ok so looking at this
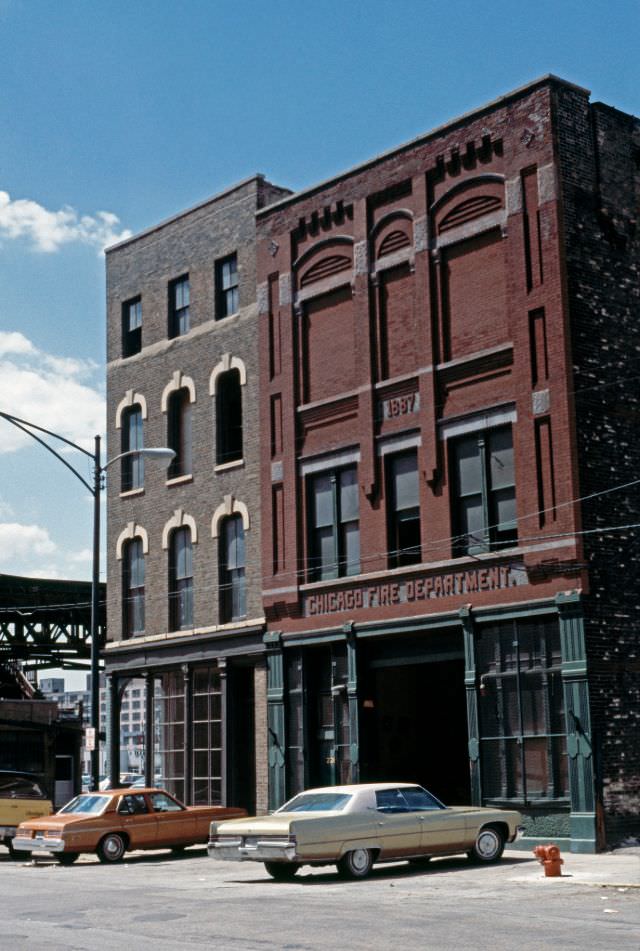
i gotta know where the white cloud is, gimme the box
[0,330,104,454]
[0,190,131,254]
[0,523,96,581]
[0,522,57,565]
[0,331,34,357]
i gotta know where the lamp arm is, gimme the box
[0,413,94,494]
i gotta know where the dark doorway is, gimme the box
[359,656,470,805]
[227,666,255,813]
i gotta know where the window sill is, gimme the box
[119,487,145,499]
[215,310,239,322]
[214,458,244,473]
[166,474,193,487]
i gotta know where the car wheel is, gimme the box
[264,861,300,881]
[467,826,505,863]
[337,848,374,879]
[7,840,30,861]
[57,852,79,866]
[97,833,126,864]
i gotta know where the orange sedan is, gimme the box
[14,787,246,864]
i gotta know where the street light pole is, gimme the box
[90,434,101,790]
[0,411,174,792]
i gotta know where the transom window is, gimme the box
[215,253,238,319]
[308,466,360,580]
[168,275,190,338]
[450,425,517,556]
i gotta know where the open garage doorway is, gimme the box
[359,639,470,805]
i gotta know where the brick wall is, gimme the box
[555,87,640,841]
[105,176,289,643]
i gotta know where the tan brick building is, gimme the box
[104,176,289,813]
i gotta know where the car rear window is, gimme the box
[0,775,46,800]
[277,792,352,812]
[58,794,108,815]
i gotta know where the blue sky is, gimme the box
[0,0,638,637]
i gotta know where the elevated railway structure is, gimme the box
[0,573,105,675]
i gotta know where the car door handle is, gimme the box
[377,821,384,827]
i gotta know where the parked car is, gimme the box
[0,771,53,860]
[14,787,246,864]
[208,783,522,880]
[99,773,139,791]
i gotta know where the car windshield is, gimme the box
[277,792,353,813]
[58,794,109,815]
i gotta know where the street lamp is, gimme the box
[0,411,174,791]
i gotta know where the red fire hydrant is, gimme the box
[533,844,564,877]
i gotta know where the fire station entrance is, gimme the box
[358,634,470,805]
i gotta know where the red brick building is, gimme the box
[256,76,640,851]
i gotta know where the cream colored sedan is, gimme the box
[208,783,521,880]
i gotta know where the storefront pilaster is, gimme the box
[460,607,481,805]
[556,591,597,852]
[265,631,286,809]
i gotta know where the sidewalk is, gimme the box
[504,847,640,889]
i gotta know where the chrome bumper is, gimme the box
[208,841,297,863]
[13,835,65,853]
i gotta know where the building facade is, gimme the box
[104,176,289,813]
[255,77,639,851]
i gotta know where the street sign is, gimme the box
[85,727,96,751]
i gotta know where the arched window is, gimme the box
[123,537,145,637]
[167,389,193,478]
[121,405,144,491]
[216,369,243,465]
[219,515,246,622]
[169,527,193,631]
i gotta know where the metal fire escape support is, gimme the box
[0,573,106,673]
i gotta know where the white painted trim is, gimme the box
[115,522,149,560]
[160,370,196,412]
[211,495,251,538]
[161,508,198,548]
[439,404,517,439]
[377,431,422,456]
[115,390,148,429]
[209,353,248,394]
[299,447,361,476]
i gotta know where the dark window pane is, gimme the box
[216,254,239,319]
[216,370,243,464]
[122,297,142,357]
[168,276,190,338]
[168,390,192,478]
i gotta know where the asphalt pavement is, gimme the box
[1,846,638,951]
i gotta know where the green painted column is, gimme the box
[460,607,481,805]
[345,625,359,783]
[556,592,597,853]
[265,631,286,810]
